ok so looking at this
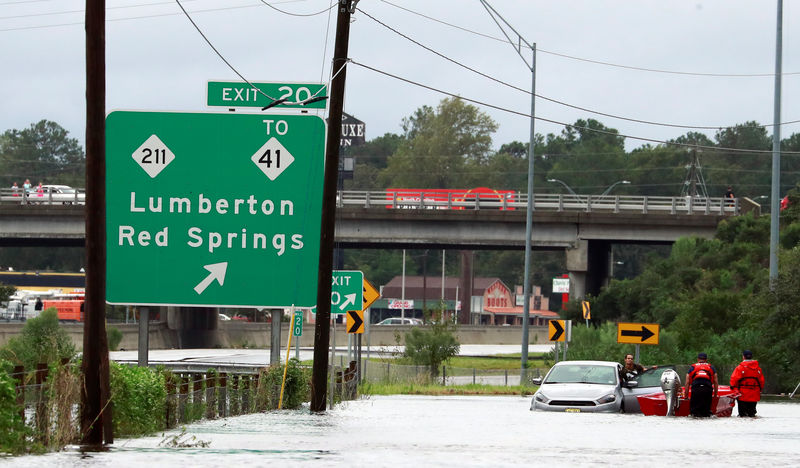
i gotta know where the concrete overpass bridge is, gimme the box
[0,190,755,301]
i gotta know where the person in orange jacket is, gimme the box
[730,350,765,417]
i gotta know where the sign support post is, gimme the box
[137,307,149,367]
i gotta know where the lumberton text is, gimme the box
[117,192,303,255]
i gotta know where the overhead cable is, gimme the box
[0,0,310,32]
[360,8,800,131]
[259,0,335,17]
[175,0,331,107]
[377,0,800,78]
[348,59,800,155]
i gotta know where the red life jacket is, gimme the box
[731,360,764,401]
[689,362,715,382]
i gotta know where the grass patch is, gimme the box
[443,355,548,370]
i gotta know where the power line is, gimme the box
[0,0,310,32]
[259,0,334,16]
[348,59,800,156]
[377,0,800,78]
[0,0,202,20]
[359,8,800,131]
[174,0,332,107]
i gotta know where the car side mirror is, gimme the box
[531,377,543,386]
[625,380,638,388]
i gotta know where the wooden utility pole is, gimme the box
[82,0,112,445]
[310,0,354,412]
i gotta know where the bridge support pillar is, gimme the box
[566,239,614,300]
[166,307,221,349]
[566,240,588,301]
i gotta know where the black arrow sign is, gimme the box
[550,320,564,341]
[347,310,363,334]
[620,326,655,342]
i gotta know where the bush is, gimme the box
[0,308,76,370]
[109,362,166,437]
[0,362,26,455]
[403,319,460,378]
[255,359,311,410]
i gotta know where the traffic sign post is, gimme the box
[331,270,363,314]
[106,111,325,308]
[207,81,327,109]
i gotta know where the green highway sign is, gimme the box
[331,270,363,314]
[292,310,303,337]
[105,111,325,308]
[207,81,327,109]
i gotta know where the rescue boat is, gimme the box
[637,385,740,417]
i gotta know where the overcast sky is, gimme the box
[2,0,798,154]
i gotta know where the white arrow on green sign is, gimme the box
[331,270,363,315]
[207,81,327,109]
[105,111,325,309]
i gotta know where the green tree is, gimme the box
[379,98,497,188]
[345,132,404,190]
[707,122,772,197]
[543,119,627,194]
[403,317,460,378]
[0,120,85,188]
[0,283,15,304]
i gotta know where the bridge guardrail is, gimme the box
[0,187,86,205]
[0,188,738,215]
[338,190,739,216]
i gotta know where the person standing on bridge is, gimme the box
[683,352,718,417]
[730,350,764,417]
[725,186,735,199]
[724,186,735,206]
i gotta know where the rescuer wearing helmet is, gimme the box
[683,352,719,417]
[730,350,765,417]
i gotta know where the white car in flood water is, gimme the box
[530,360,676,413]
[530,360,625,413]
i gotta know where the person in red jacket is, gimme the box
[684,352,718,417]
[730,350,765,417]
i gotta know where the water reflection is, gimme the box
[4,396,800,467]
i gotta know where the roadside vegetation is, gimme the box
[0,312,311,455]
[558,188,800,392]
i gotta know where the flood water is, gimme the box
[6,396,800,467]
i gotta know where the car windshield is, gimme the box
[544,364,617,385]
